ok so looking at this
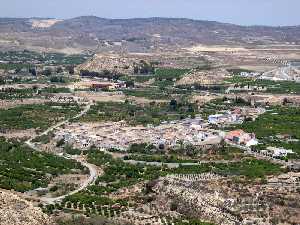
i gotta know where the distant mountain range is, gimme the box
[0,16,299,53]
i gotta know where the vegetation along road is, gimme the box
[25,101,97,204]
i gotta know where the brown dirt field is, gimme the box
[128,96,169,104]
[0,98,48,109]
[0,129,36,140]
[184,45,248,52]
[191,94,219,105]
[74,91,126,102]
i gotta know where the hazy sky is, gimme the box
[1,0,300,26]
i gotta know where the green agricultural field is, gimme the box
[168,159,282,178]
[0,88,36,100]
[122,74,155,83]
[53,149,282,217]
[238,107,300,138]
[87,149,164,194]
[154,68,190,88]
[123,86,191,99]
[0,138,85,192]
[123,88,170,99]
[200,97,251,119]
[155,68,190,80]
[126,143,246,161]
[0,102,80,130]
[78,101,198,126]
[63,145,82,155]
[87,149,282,196]
[133,75,155,83]
[40,87,71,94]
[226,76,300,94]
[56,190,128,218]
[124,154,200,163]
[0,63,33,71]
[236,106,300,157]
[0,87,71,100]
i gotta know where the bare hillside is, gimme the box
[0,17,300,53]
[0,190,53,225]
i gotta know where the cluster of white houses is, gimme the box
[52,104,297,159]
[262,147,295,158]
[208,107,265,125]
[55,117,222,151]
[54,116,261,154]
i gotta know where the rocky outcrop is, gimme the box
[76,54,137,75]
[176,68,230,86]
[0,190,54,225]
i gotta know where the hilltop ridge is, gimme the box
[0,16,300,53]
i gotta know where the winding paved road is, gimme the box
[24,100,295,204]
[40,155,98,204]
[25,101,97,204]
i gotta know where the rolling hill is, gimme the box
[0,16,299,53]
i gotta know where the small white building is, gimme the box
[208,113,240,125]
[208,114,226,124]
[246,139,259,147]
[265,147,294,158]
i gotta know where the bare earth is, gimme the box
[0,190,53,225]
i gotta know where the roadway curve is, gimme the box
[25,101,292,204]
[40,155,98,204]
[25,101,97,204]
